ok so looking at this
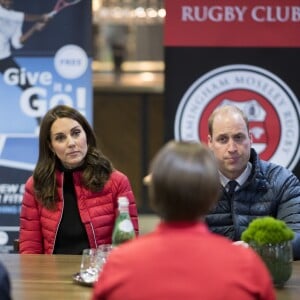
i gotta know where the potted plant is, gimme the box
[241,216,294,288]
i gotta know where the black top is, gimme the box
[53,168,89,254]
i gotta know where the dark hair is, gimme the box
[148,141,220,221]
[208,105,249,136]
[33,105,113,209]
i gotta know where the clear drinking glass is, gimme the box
[80,248,101,283]
[96,244,113,274]
[97,244,113,261]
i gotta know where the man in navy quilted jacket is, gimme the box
[206,104,300,260]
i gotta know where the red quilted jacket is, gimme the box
[19,170,139,254]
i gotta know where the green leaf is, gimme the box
[241,217,294,245]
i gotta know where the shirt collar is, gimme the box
[220,162,252,187]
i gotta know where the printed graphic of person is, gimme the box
[0,0,51,124]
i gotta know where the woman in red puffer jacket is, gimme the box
[19,105,139,254]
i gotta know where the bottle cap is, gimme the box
[118,196,129,207]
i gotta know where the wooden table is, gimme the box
[1,254,92,300]
[276,261,300,300]
[1,254,300,300]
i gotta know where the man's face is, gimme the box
[208,110,252,179]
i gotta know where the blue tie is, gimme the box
[227,180,238,197]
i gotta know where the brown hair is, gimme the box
[208,105,249,137]
[33,105,113,209]
[148,141,220,221]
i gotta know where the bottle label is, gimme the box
[118,219,134,232]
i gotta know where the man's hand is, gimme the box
[233,240,249,248]
[42,13,53,23]
[34,22,47,32]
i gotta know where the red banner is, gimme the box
[164,0,300,173]
[165,0,300,47]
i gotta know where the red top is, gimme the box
[19,170,139,254]
[92,221,275,300]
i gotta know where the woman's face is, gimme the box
[50,117,88,169]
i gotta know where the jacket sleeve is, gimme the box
[275,168,300,260]
[0,262,11,300]
[111,171,139,236]
[19,177,44,254]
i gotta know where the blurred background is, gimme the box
[91,0,165,231]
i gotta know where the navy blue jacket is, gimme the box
[0,261,11,300]
[206,148,300,260]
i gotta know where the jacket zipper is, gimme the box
[90,221,98,248]
[51,173,65,254]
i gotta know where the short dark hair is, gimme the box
[148,141,220,221]
[208,105,249,136]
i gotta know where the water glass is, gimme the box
[97,244,113,273]
[97,244,113,261]
[80,248,101,283]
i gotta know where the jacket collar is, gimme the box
[247,148,269,192]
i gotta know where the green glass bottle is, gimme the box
[112,197,136,246]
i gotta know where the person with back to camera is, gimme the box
[19,105,139,254]
[0,261,11,300]
[92,140,275,300]
[206,104,300,259]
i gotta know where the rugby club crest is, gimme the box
[175,64,300,170]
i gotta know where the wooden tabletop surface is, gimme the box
[276,260,300,300]
[1,254,300,300]
[1,254,92,300]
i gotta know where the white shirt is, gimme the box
[220,162,252,191]
[0,6,24,59]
